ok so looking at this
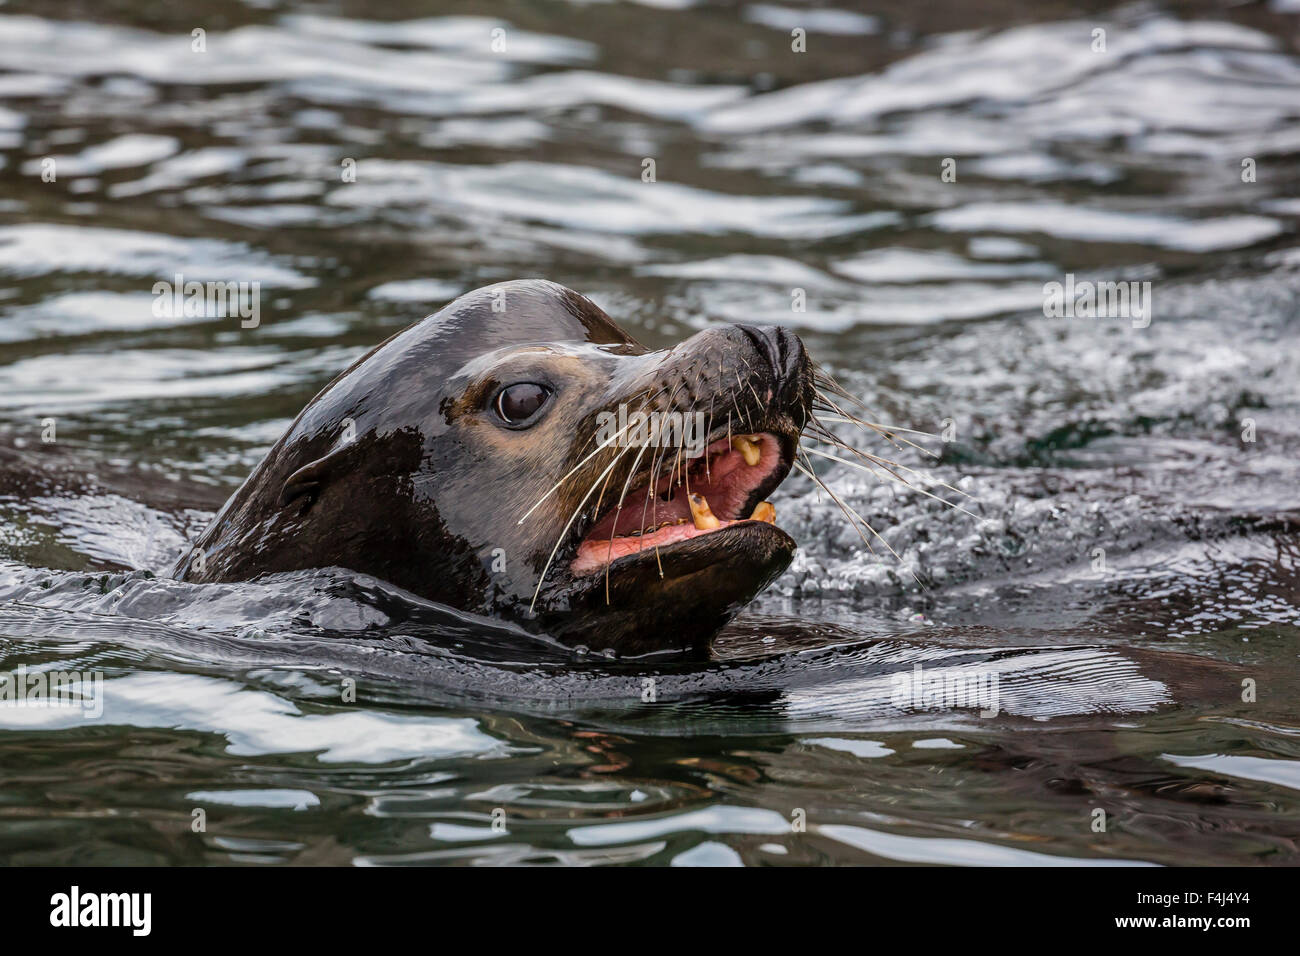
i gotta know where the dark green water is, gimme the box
[0,0,1298,865]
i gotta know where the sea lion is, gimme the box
[174,280,813,654]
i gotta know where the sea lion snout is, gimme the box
[532,316,814,653]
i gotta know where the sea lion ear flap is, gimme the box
[279,454,333,510]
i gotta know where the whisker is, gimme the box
[791,459,873,554]
[813,415,939,439]
[797,451,868,550]
[812,388,937,457]
[792,459,923,586]
[525,378,682,608]
[802,446,980,519]
[529,444,632,613]
[639,440,668,556]
[809,374,943,456]
[603,442,651,604]
[803,426,975,503]
[797,446,823,504]
[812,365,871,410]
[516,386,664,525]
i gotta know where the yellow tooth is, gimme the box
[749,501,776,524]
[688,493,720,530]
[732,434,761,466]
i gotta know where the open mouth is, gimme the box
[572,431,792,575]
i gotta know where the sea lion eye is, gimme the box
[494,382,552,425]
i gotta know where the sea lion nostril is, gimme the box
[770,326,805,380]
[734,324,784,383]
[734,325,808,407]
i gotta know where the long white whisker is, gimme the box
[812,388,933,457]
[792,460,922,584]
[529,446,630,613]
[802,446,980,519]
[813,415,939,439]
[517,419,638,526]
[803,429,975,502]
[516,379,678,525]
[603,441,652,604]
[792,460,873,554]
[797,446,823,504]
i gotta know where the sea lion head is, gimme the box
[176,279,814,655]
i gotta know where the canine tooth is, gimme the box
[732,435,761,466]
[749,501,776,523]
[688,493,720,530]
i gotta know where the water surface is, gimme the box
[1,0,1299,865]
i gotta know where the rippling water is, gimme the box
[1,0,1298,866]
